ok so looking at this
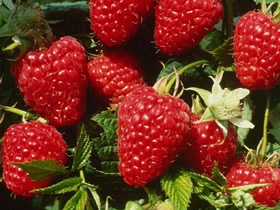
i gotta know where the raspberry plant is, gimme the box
[1,0,280,209]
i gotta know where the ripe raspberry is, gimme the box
[117,87,191,186]
[88,50,146,109]
[90,0,154,46]
[226,158,280,207]
[12,36,88,127]
[182,114,238,176]
[154,0,224,55]
[1,122,67,197]
[234,11,280,90]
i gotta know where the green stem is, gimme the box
[0,105,47,123]
[80,170,86,183]
[258,91,271,161]
[222,0,234,38]
[165,60,209,94]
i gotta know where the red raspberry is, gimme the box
[226,158,280,207]
[154,0,224,55]
[12,36,88,127]
[234,11,280,90]
[89,0,154,46]
[117,87,191,186]
[1,122,67,197]
[87,50,146,109]
[182,114,238,176]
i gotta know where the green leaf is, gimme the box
[212,164,227,187]
[31,177,82,194]
[14,159,68,182]
[161,167,193,209]
[227,183,270,193]
[237,96,253,146]
[92,110,119,173]
[86,184,101,210]
[3,0,14,10]
[209,38,234,67]
[269,103,280,142]
[186,171,222,192]
[63,188,88,210]
[92,110,118,145]
[72,124,93,171]
[200,30,223,51]
[192,185,217,207]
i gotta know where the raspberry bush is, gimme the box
[1,0,280,209]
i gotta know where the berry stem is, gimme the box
[165,60,209,94]
[261,0,267,13]
[0,105,47,123]
[258,91,271,161]
[80,170,86,183]
[222,0,234,38]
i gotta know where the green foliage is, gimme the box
[32,177,82,194]
[161,167,193,209]
[212,164,227,187]
[63,188,88,210]
[14,159,68,182]
[72,124,93,171]
[269,103,280,142]
[91,110,119,174]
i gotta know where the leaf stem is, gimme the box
[0,105,47,123]
[222,0,234,38]
[80,170,86,183]
[258,91,271,161]
[165,60,209,94]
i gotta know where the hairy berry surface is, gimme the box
[12,36,88,127]
[88,50,146,108]
[118,87,191,186]
[183,115,238,176]
[90,0,154,46]
[234,11,280,90]
[154,0,224,55]
[226,159,280,207]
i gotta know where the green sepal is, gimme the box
[125,201,143,210]
[14,159,68,183]
[185,87,211,107]
[212,164,227,187]
[31,177,82,194]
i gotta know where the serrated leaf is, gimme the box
[237,96,253,146]
[14,159,68,182]
[31,177,82,194]
[92,110,118,145]
[187,171,222,192]
[200,30,223,51]
[192,185,217,207]
[72,124,93,171]
[161,167,193,209]
[209,38,234,67]
[63,188,88,210]
[212,164,227,187]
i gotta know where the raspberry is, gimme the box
[226,158,280,207]
[154,0,224,55]
[1,122,67,197]
[88,50,146,109]
[12,36,88,127]
[90,0,154,46]
[234,11,280,90]
[117,87,191,186]
[182,114,238,176]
